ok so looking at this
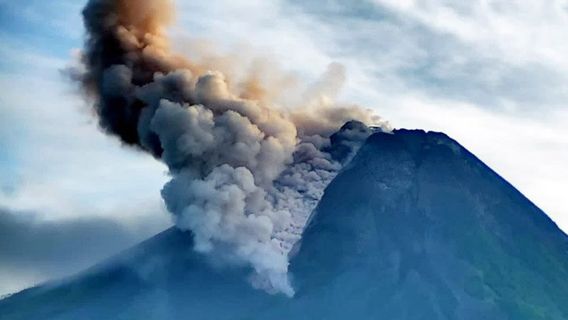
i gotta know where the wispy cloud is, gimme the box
[166,0,567,229]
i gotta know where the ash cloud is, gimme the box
[77,0,389,296]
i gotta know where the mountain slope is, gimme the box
[1,129,567,320]
[291,129,568,319]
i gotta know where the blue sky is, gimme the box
[0,0,567,296]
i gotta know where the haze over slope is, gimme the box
[1,130,567,320]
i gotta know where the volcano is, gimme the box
[1,129,567,320]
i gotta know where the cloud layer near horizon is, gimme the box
[0,207,153,296]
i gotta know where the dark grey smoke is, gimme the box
[77,0,389,296]
[0,207,140,296]
[327,120,375,163]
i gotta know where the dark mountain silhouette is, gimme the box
[1,130,567,320]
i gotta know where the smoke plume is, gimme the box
[78,0,389,296]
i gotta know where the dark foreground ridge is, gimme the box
[2,130,567,320]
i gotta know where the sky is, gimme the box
[0,0,567,296]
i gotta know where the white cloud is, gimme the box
[0,28,170,226]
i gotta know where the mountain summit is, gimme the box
[1,130,567,320]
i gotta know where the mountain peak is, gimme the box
[292,128,568,319]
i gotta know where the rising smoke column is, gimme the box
[78,0,388,296]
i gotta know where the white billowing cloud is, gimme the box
[75,0,383,296]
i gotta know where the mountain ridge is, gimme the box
[1,129,567,320]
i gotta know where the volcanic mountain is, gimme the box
[1,129,567,320]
